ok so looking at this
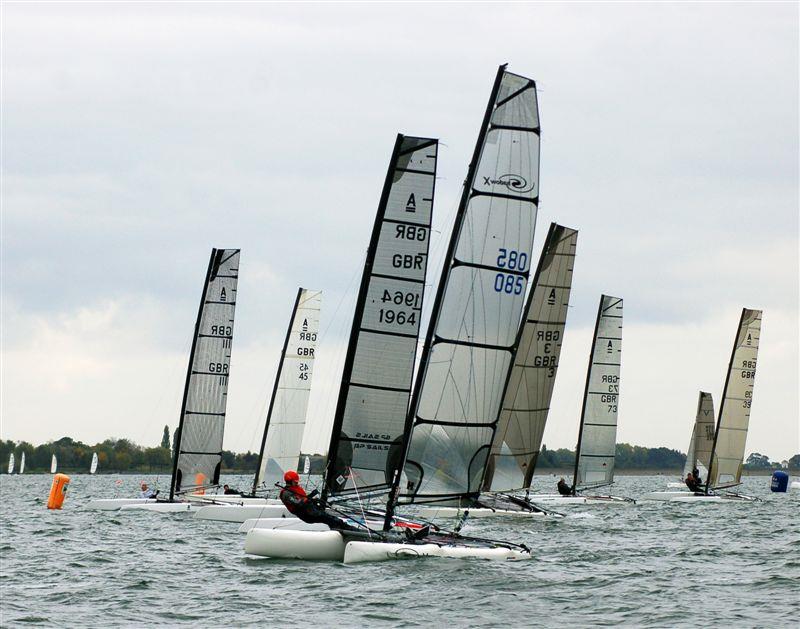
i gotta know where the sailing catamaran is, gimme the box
[7,453,14,475]
[50,454,57,474]
[666,392,714,488]
[245,65,539,562]
[90,452,99,475]
[194,288,322,522]
[87,248,242,511]
[643,308,763,502]
[19,452,25,474]
[241,133,440,535]
[420,222,577,518]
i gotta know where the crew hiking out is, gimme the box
[279,470,360,532]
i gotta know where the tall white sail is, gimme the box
[572,295,623,491]
[50,454,57,474]
[484,223,578,492]
[19,452,25,474]
[253,288,321,494]
[90,452,99,475]
[325,135,438,498]
[708,308,762,490]
[171,248,240,499]
[399,66,540,505]
[683,392,714,479]
[7,453,14,475]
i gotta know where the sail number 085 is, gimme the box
[494,248,526,295]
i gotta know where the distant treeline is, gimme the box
[2,436,797,473]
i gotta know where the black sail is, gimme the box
[170,248,240,499]
[324,135,438,498]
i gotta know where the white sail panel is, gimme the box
[90,451,99,475]
[683,392,714,479]
[255,289,321,491]
[486,224,578,491]
[574,296,623,490]
[19,452,25,474]
[708,309,762,489]
[50,454,57,474]
[172,249,240,497]
[402,67,540,503]
[326,135,437,496]
[7,453,14,475]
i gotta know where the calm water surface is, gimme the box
[1,474,798,627]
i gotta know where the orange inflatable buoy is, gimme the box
[47,473,70,509]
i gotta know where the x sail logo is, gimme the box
[481,173,535,194]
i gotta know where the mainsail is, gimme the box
[483,223,577,492]
[684,392,714,479]
[398,65,541,505]
[90,451,99,475]
[572,295,623,491]
[7,453,14,475]
[252,288,322,495]
[19,452,25,474]
[324,134,438,498]
[707,308,762,490]
[50,454,57,474]
[170,248,240,499]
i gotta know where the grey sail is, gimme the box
[170,248,240,499]
[399,66,541,505]
[572,295,623,491]
[253,288,321,494]
[707,308,762,490]
[483,223,578,492]
[324,134,438,498]
[683,392,715,479]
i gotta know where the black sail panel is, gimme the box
[399,67,541,505]
[325,135,438,497]
[171,248,240,498]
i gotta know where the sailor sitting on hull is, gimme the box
[139,482,157,499]
[685,472,701,493]
[279,470,361,533]
[557,478,573,496]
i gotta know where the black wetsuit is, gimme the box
[279,486,360,532]
[557,480,573,496]
[685,476,700,492]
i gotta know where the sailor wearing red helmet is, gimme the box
[279,470,360,532]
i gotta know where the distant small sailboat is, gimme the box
[667,392,714,488]
[643,308,763,502]
[50,454,57,474]
[7,452,14,475]
[19,452,25,474]
[90,452,98,475]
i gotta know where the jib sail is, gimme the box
[170,248,240,499]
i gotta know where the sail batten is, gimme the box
[324,134,438,498]
[170,248,240,499]
[572,295,623,491]
[397,66,541,505]
[253,288,321,494]
[484,223,578,492]
[707,308,762,490]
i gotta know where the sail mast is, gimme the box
[252,288,303,496]
[324,133,438,500]
[170,250,216,501]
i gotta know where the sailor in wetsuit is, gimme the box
[685,472,701,492]
[692,468,703,487]
[557,477,573,496]
[279,470,361,532]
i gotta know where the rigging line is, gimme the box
[348,466,371,540]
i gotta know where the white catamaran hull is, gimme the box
[120,502,200,513]
[419,507,554,519]
[245,529,347,561]
[522,494,634,506]
[239,518,330,533]
[343,541,532,565]
[640,491,757,502]
[193,504,291,522]
[85,498,156,511]
[186,494,278,505]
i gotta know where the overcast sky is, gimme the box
[2,2,798,460]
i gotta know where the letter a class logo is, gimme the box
[220,287,227,301]
[405,193,417,213]
[607,340,613,353]
[547,288,556,306]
